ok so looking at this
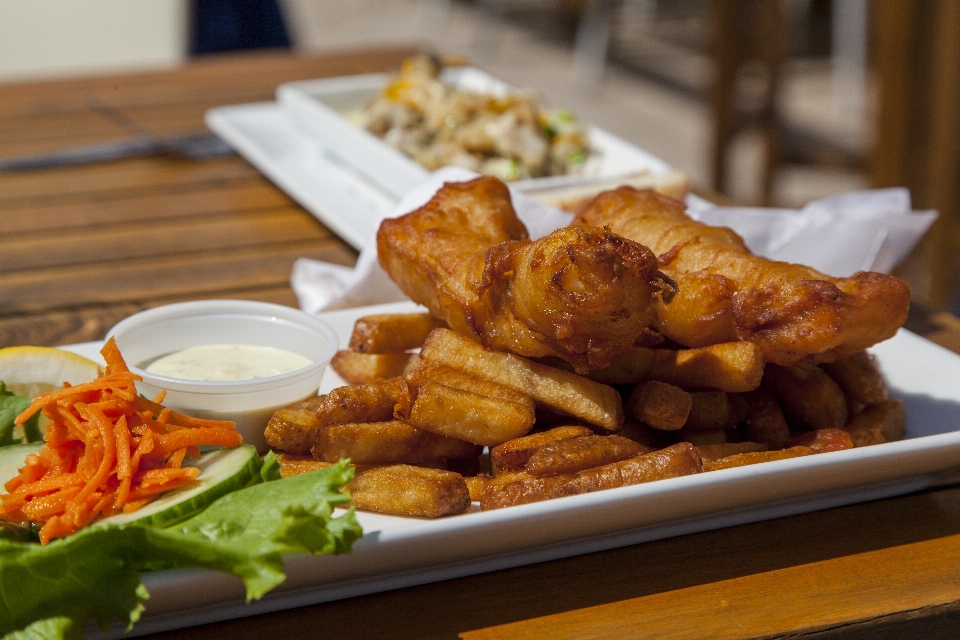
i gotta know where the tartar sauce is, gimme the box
[144,344,312,381]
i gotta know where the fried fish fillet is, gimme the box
[574,188,911,366]
[377,176,675,371]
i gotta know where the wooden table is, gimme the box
[4,49,960,640]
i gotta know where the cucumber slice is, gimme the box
[0,442,41,494]
[99,444,262,528]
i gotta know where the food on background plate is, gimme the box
[377,176,676,372]
[523,168,691,212]
[358,54,593,181]
[574,187,912,367]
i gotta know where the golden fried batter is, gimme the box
[377,177,674,371]
[574,188,911,366]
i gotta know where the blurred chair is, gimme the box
[870,0,960,311]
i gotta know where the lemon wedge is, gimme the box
[0,346,100,399]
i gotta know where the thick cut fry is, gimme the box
[277,453,334,478]
[844,400,906,446]
[585,347,656,385]
[524,435,651,476]
[480,442,703,509]
[791,428,854,452]
[420,328,623,431]
[650,342,765,392]
[762,364,848,432]
[625,380,691,431]
[742,388,792,448]
[685,391,748,431]
[330,351,419,384]
[585,341,764,392]
[311,420,481,465]
[490,426,595,475]
[703,446,813,471]
[348,464,471,517]
[405,381,536,447]
[264,377,403,454]
[821,351,888,405]
[675,427,727,445]
[347,313,445,353]
[695,442,768,463]
[406,360,535,409]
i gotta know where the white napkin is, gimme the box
[291,169,937,313]
[687,188,937,276]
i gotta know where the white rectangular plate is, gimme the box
[276,68,674,199]
[73,300,960,638]
[206,68,697,252]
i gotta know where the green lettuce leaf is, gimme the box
[0,383,40,447]
[0,461,360,639]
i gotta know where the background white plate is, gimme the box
[206,68,700,252]
[68,300,960,638]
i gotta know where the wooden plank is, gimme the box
[0,208,329,273]
[0,49,416,117]
[1,178,294,235]
[462,530,960,639]
[0,286,300,348]
[0,156,257,204]
[0,240,356,315]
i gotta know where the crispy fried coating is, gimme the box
[574,188,911,366]
[480,442,703,509]
[264,377,404,454]
[377,176,675,372]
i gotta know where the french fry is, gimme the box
[480,442,703,510]
[791,428,854,452]
[675,427,727,445]
[695,442,767,464]
[347,312,445,353]
[585,347,656,385]
[264,377,404,453]
[844,400,906,446]
[419,328,623,431]
[742,388,792,448]
[625,380,691,431]
[311,420,481,464]
[524,435,651,476]
[490,425,594,475]
[703,446,814,472]
[650,342,765,392]
[277,453,333,478]
[405,381,536,447]
[684,391,748,431]
[331,350,419,384]
[406,360,535,410]
[762,364,848,432]
[821,351,888,405]
[348,464,471,517]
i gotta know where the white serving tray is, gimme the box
[276,68,675,199]
[66,300,960,638]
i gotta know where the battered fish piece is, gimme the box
[574,188,911,366]
[378,176,675,371]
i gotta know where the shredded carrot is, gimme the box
[0,336,242,544]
